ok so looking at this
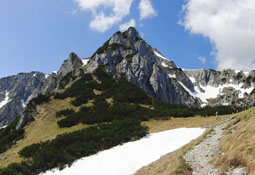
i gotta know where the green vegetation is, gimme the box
[55,109,74,118]
[27,93,51,107]
[54,66,237,128]
[109,43,123,50]
[0,118,24,154]
[92,39,110,58]
[58,72,74,89]
[0,119,147,175]
[0,65,240,174]
[196,105,233,117]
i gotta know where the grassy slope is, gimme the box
[0,98,89,168]
[0,94,231,171]
[139,108,255,175]
[138,114,232,175]
[215,108,255,174]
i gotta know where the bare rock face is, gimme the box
[84,27,199,106]
[15,53,84,129]
[3,27,255,127]
[184,69,255,106]
[0,72,46,126]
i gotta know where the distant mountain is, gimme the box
[0,72,46,126]
[184,69,255,107]
[1,27,255,127]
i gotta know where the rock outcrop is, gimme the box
[83,27,199,106]
[184,69,255,106]
[0,72,46,126]
[2,27,255,127]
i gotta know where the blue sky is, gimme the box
[0,0,254,78]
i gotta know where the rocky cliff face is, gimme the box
[34,52,84,95]
[0,72,46,126]
[3,27,255,127]
[83,28,199,106]
[184,69,255,107]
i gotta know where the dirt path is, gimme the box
[184,116,237,175]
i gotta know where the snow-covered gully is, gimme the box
[41,128,205,175]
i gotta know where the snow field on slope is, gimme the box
[0,125,7,129]
[41,128,205,175]
[182,76,254,104]
[0,91,10,109]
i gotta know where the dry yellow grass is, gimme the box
[137,133,205,175]
[143,114,231,133]
[137,114,231,175]
[0,99,237,174]
[214,108,255,174]
[0,98,88,168]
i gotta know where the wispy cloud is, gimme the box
[139,0,157,20]
[119,19,136,32]
[198,56,206,64]
[74,0,157,33]
[74,0,135,33]
[180,0,255,71]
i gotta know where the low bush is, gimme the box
[55,109,74,118]
[0,118,25,153]
[1,119,148,175]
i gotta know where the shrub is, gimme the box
[57,113,81,128]
[56,109,74,118]
[92,39,110,57]
[2,119,148,175]
[19,143,41,158]
[27,93,51,107]
[59,72,73,89]
[0,118,25,153]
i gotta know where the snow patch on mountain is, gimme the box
[0,91,11,109]
[20,99,26,108]
[178,81,196,98]
[0,125,7,129]
[168,74,176,79]
[154,50,168,60]
[161,62,168,67]
[40,128,205,175]
[183,75,254,105]
[81,59,89,65]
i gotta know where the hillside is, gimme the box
[1,27,255,175]
[0,63,236,174]
[1,28,255,128]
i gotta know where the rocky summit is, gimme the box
[1,27,255,126]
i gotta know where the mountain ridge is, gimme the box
[0,27,255,127]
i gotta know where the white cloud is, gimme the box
[119,19,136,32]
[74,0,134,33]
[139,0,157,20]
[198,56,206,64]
[180,0,255,71]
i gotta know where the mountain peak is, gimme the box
[109,27,141,45]
[58,52,83,77]
[124,27,141,42]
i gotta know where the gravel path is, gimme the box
[184,116,237,175]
